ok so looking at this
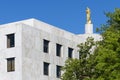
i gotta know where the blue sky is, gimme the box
[0,0,120,34]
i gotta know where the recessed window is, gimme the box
[56,44,62,57]
[68,48,73,58]
[43,62,49,75]
[56,65,61,78]
[7,58,15,72]
[7,34,15,48]
[43,39,49,53]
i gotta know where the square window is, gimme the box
[43,39,49,53]
[68,48,73,58]
[7,34,15,48]
[56,65,61,78]
[44,62,49,75]
[7,58,15,72]
[56,44,62,57]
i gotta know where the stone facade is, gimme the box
[0,18,101,80]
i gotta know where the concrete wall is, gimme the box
[0,18,101,80]
[21,22,80,80]
[0,23,22,80]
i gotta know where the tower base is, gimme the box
[85,24,93,34]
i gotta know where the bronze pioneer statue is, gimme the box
[86,7,92,24]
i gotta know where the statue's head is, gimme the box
[86,7,90,11]
[86,7,89,9]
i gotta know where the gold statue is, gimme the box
[86,7,91,24]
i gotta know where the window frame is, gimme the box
[43,62,49,75]
[56,43,62,57]
[43,39,49,53]
[56,65,61,78]
[7,33,15,48]
[7,57,15,72]
[68,47,73,58]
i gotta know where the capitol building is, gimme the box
[0,8,101,80]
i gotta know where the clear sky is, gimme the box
[0,0,120,34]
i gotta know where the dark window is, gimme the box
[7,58,15,72]
[43,39,49,53]
[7,34,15,48]
[56,44,62,57]
[68,48,73,58]
[56,65,61,78]
[44,62,49,75]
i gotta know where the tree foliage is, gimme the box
[93,8,120,80]
[62,8,120,80]
[62,37,97,80]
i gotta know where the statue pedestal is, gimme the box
[85,24,93,34]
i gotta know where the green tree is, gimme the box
[92,8,120,80]
[62,8,120,80]
[61,37,96,80]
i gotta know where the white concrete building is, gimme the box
[0,18,101,80]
